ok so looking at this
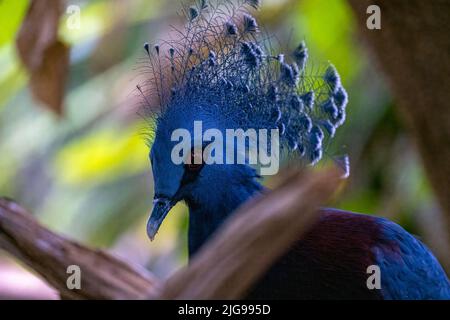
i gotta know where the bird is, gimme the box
[139,0,450,299]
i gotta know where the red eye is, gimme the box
[186,149,203,172]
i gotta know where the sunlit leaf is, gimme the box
[0,0,29,47]
[53,123,149,185]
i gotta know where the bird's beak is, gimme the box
[147,198,173,241]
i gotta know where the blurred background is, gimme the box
[0,0,448,299]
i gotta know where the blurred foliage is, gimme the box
[0,0,436,278]
[0,0,28,47]
[54,123,148,185]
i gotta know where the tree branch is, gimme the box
[0,168,340,299]
[0,198,161,299]
[158,168,341,299]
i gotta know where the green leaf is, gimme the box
[0,0,29,47]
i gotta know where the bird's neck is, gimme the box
[187,178,263,257]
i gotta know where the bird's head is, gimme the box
[146,102,261,240]
[140,0,349,241]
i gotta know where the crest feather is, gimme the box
[139,0,349,165]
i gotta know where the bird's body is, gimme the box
[184,170,450,299]
[248,208,450,299]
[141,0,450,299]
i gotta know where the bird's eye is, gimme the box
[185,148,203,172]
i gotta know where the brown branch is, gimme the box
[347,0,450,270]
[160,168,341,299]
[0,198,161,299]
[0,168,340,299]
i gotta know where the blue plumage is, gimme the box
[141,0,450,299]
[374,218,450,299]
[141,0,346,166]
